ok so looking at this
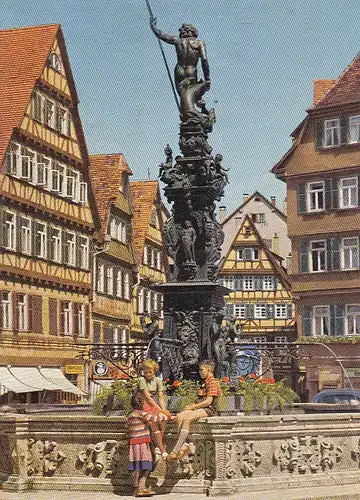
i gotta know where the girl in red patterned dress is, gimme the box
[128,390,157,497]
[137,359,171,459]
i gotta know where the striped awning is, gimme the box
[39,367,84,395]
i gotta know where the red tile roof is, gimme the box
[89,154,132,238]
[313,79,337,105]
[130,180,161,262]
[0,24,59,170]
[311,52,360,109]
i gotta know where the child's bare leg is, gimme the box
[159,420,166,439]
[149,421,166,453]
[172,409,207,453]
[138,470,149,490]
[132,470,140,488]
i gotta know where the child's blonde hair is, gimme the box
[200,359,215,372]
[142,359,159,372]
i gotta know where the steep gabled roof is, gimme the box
[0,24,59,170]
[130,180,161,262]
[222,191,287,226]
[89,154,132,238]
[220,214,291,290]
[310,51,360,110]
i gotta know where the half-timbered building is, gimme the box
[89,154,137,386]
[130,181,168,339]
[0,24,100,401]
[218,215,295,381]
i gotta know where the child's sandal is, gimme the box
[135,489,152,497]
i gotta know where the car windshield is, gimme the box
[319,395,360,404]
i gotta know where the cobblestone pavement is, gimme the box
[1,484,360,500]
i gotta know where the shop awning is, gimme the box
[40,368,84,395]
[0,367,41,393]
[0,367,84,395]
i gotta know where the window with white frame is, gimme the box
[97,263,105,293]
[138,288,144,314]
[20,146,35,180]
[253,336,266,343]
[36,154,50,187]
[106,267,114,295]
[44,98,55,128]
[307,181,325,212]
[346,305,360,336]
[65,169,76,198]
[63,301,72,335]
[116,269,123,298]
[275,304,287,319]
[313,305,330,336]
[341,237,359,270]
[310,240,326,272]
[48,52,62,72]
[79,181,87,204]
[274,336,288,344]
[32,91,43,122]
[4,211,16,250]
[339,177,358,209]
[79,236,89,269]
[156,250,161,270]
[1,292,12,330]
[152,292,158,312]
[20,217,31,254]
[243,276,254,290]
[151,248,156,268]
[324,118,340,147]
[234,303,246,319]
[143,245,148,265]
[77,303,85,337]
[124,272,130,299]
[17,294,28,331]
[5,142,20,176]
[254,304,267,319]
[349,115,360,143]
[50,227,62,262]
[223,276,234,289]
[35,221,47,258]
[262,276,273,291]
[66,232,76,266]
[236,248,259,261]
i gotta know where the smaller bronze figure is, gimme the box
[180,220,196,262]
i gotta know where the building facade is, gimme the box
[220,191,291,268]
[130,181,168,339]
[218,215,295,382]
[89,154,137,388]
[0,24,100,401]
[272,53,360,399]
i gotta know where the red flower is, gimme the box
[248,373,257,379]
[164,378,170,383]
[238,376,246,382]
[172,380,182,388]
[221,377,230,384]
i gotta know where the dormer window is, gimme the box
[349,115,360,143]
[48,51,61,72]
[324,119,340,147]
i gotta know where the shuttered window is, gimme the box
[302,306,312,336]
[49,298,58,335]
[30,295,43,334]
[324,119,340,147]
[93,321,101,343]
[0,291,12,330]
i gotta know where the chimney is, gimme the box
[270,196,276,207]
[283,197,287,215]
[219,206,227,223]
[273,233,279,255]
[243,193,249,204]
[234,216,242,229]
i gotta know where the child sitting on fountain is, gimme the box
[167,359,221,460]
[137,359,172,460]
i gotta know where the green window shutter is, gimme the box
[225,303,233,317]
[266,304,274,318]
[340,116,348,144]
[331,238,341,271]
[298,183,307,213]
[302,306,312,337]
[326,239,332,271]
[325,179,332,210]
[331,178,339,208]
[235,277,243,290]
[300,240,309,273]
[334,305,345,336]
[254,276,261,291]
[247,304,254,319]
[315,120,324,148]
[286,303,293,319]
[272,276,278,290]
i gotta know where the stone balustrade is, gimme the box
[1,413,360,496]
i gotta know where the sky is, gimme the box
[1,0,360,215]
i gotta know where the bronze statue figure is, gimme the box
[150,17,211,119]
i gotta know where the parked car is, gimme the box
[300,388,360,413]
